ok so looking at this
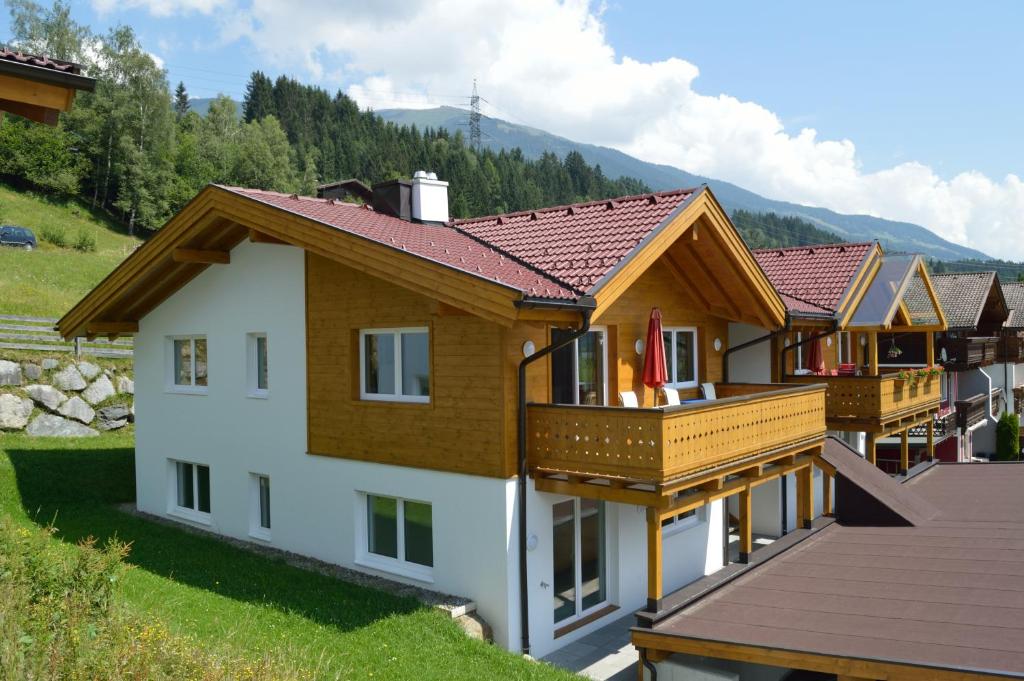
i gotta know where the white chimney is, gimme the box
[411,170,449,223]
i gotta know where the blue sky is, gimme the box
[2,1,1022,257]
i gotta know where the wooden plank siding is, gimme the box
[305,253,512,478]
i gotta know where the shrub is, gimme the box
[39,225,67,248]
[73,229,97,253]
[996,412,1020,461]
[0,516,303,680]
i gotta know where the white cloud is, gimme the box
[98,0,1024,259]
[92,0,231,16]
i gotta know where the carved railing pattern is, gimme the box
[786,373,941,422]
[526,383,826,482]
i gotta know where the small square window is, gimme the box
[361,493,434,580]
[662,328,698,389]
[168,336,208,393]
[360,328,430,403]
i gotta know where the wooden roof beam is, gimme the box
[85,321,138,335]
[172,248,230,265]
[249,228,288,245]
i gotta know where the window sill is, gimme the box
[554,604,619,639]
[249,528,272,542]
[359,394,430,405]
[246,391,269,400]
[167,507,211,526]
[165,386,208,396]
[355,555,434,584]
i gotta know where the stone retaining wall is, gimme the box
[0,357,133,436]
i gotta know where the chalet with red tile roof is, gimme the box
[0,47,94,125]
[60,173,836,658]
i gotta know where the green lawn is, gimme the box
[0,432,577,680]
[0,182,140,317]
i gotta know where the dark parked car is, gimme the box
[0,225,37,251]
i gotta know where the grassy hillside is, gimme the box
[0,183,140,318]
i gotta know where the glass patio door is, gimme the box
[552,498,607,624]
[551,328,607,406]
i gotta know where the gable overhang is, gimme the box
[0,57,94,126]
[977,272,1010,331]
[834,242,883,330]
[845,256,948,333]
[57,186,533,339]
[586,187,787,329]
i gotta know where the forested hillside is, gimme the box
[730,210,842,250]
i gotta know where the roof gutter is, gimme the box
[515,294,596,656]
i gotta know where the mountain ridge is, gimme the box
[377,106,990,261]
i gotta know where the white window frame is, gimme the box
[662,504,706,537]
[166,459,211,525]
[355,492,434,582]
[359,327,430,404]
[249,473,271,541]
[246,333,269,398]
[567,326,609,406]
[663,326,699,389]
[165,335,208,395]
[553,497,610,626]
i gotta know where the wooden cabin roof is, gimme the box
[905,271,1007,332]
[1002,282,1024,330]
[0,47,94,125]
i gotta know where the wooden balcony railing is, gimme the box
[938,337,1000,370]
[526,383,826,483]
[785,372,941,426]
[999,336,1024,364]
[909,410,956,438]
[956,393,990,432]
[1015,386,1024,417]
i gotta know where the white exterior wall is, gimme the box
[726,322,772,384]
[134,240,516,648]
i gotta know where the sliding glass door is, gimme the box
[552,498,607,624]
[551,328,607,406]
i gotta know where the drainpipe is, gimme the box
[722,313,791,384]
[978,366,1000,425]
[640,649,658,680]
[515,295,596,656]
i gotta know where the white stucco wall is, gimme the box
[726,322,772,384]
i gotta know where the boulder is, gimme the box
[21,363,42,381]
[116,375,134,395]
[82,375,115,405]
[58,396,95,424]
[0,360,22,387]
[41,358,59,371]
[52,365,87,391]
[97,417,128,431]
[0,394,32,430]
[97,405,131,422]
[26,413,98,437]
[77,362,101,380]
[25,384,67,411]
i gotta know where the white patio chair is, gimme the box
[661,386,681,406]
[618,391,639,408]
[700,383,717,400]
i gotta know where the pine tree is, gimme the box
[242,71,274,123]
[174,81,189,118]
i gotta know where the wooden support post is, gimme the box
[646,507,663,612]
[738,488,752,564]
[900,428,910,475]
[822,472,833,517]
[796,466,814,529]
[925,332,935,366]
[927,419,935,461]
[865,432,876,466]
[867,332,879,376]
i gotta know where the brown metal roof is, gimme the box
[645,447,1024,677]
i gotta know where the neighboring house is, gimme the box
[894,271,1008,464]
[0,47,94,125]
[998,281,1024,428]
[633,437,1024,681]
[58,177,831,657]
[739,242,947,474]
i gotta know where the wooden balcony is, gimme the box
[526,383,826,485]
[938,337,999,370]
[999,336,1024,364]
[785,372,941,433]
[956,393,990,432]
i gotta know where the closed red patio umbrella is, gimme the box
[806,336,825,375]
[642,308,668,395]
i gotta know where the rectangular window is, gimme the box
[662,327,698,388]
[551,328,608,406]
[249,473,271,539]
[172,460,210,519]
[247,333,269,397]
[169,336,208,392]
[360,328,430,403]
[362,494,433,579]
[553,498,607,625]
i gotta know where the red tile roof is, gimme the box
[0,47,82,74]
[221,187,581,301]
[753,242,875,316]
[454,188,699,291]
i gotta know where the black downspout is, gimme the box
[722,311,791,383]
[640,649,658,681]
[517,299,594,656]
[780,474,788,537]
